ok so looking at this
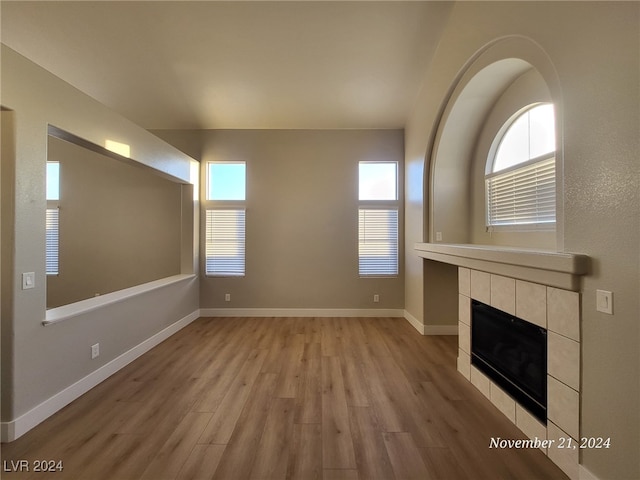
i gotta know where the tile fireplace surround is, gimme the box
[414,243,589,480]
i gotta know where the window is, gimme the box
[358,161,398,276]
[205,209,245,276]
[358,209,398,276]
[46,161,60,275]
[486,103,556,228]
[359,162,397,201]
[205,162,246,276]
[207,162,246,201]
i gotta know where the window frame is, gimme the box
[46,161,60,276]
[358,161,398,202]
[357,161,399,277]
[205,160,246,201]
[485,103,556,231]
[204,161,247,277]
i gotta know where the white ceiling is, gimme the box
[1,1,453,130]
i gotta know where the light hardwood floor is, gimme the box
[1,317,567,479]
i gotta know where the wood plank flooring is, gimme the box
[1,317,568,479]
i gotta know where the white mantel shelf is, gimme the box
[414,243,589,291]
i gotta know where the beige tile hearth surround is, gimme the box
[457,267,581,480]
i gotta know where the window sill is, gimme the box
[486,223,556,233]
[43,274,196,326]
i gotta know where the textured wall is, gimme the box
[1,46,199,433]
[156,129,406,311]
[405,3,639,478]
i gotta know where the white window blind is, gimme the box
[358,208,398,276]
[46,208,59,275]
[486,156,556,227]
[206,209,246,276]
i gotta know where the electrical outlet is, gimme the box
[436,232,443,242]
[91,343,100,359]
[225,293,231,302]
[373,294,379,303]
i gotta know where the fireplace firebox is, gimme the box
[471,300,547,423]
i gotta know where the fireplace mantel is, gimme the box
[414,243,589,291]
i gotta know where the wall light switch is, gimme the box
[22,272,35,290]
[225,293,231,302]
[596,290,613,315]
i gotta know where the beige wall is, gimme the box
[0,45,199,434]
[155,129,405,310]
[46,136,183,308]
[1,109,17,423]
[405,2,639,478]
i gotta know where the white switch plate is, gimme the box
[22,272,35,290]
[373,294,379,303]
[596,290,613,314]
[225,293,231,302]
[91,343,100,359]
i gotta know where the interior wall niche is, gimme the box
[469,69,556,249]
[428,37,563,251]
[430,58,532,245]
[46,128,187,309]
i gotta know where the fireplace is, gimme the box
[471,300,547,423]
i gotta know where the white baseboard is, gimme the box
[403,310,458,335]
[200,308,405,318]
[403,310,425,334]
[1,309,200,443]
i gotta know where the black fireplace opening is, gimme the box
[471,300,547,424]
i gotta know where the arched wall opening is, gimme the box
[427,36,564,251]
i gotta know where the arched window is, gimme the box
[486,103,556,228]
